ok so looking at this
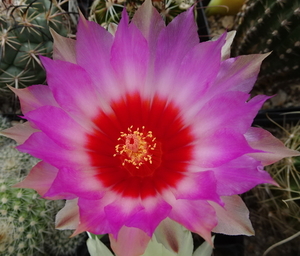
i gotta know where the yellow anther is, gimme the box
[114,126,157,168]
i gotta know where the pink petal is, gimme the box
[125,197,172,236]
[213,155,276,196]
[111,9,149,94]
[194,92,270,135]
[210,195,254,236]
[154,7,199,74]
[40,57,100,122]
[74,195,115,235]
[75,17,118,100]
[56,199,80,230]
[17,132,90,169]
[132,0,165,53]
[104,197,144,236]
[25,106,88,150]
[0,122,38,144]
[156,34,225,114]
[211,53,270,94]
[194,129,259,168]
[44,167,103,200]
[109,226,151,256]
[51,28,76,63]
[13,161,59,198]
[167,197,217,244]
[170,171,221,203]
[245,127,300,165]
[10,85,58,114]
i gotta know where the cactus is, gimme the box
[0,0,71,95]
[0,116,86,256]
[232,0,300,91]
[89,0,193,28]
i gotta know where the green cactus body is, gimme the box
[89,0,193,28]
[0,0,70,92]
[232,0,300,89]
[0,116,86,256]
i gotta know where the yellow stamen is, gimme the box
[113,126,156,168]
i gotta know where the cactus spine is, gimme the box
[232,0,300,90]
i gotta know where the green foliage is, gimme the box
[232,0,300,87]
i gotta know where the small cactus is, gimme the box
[0,116,86,256]
[0,0,71,95]
[232,0,300,92]
[89,0,193,28]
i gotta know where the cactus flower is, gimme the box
[1,1,299,255]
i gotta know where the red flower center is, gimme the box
[85,93,195,198]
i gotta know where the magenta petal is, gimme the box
[25,106,88,150]
[194,129,259,168]
[125,197,172,236]
[154,7,199,73]
[17,132,89,169]
[41,57,100,121]
[210,195,254,236]
[13,161,58,198]
[171,171,221,203]
[168,199,217,244]
[44,167,103,200]
[75,17,118,99]
[109,226,151,256]
[111,9,148,93]
[195,93,270,134]
[104,198,144,236]
[211,53,269,94]
[10,85,58,114]
[213,155,276,195]
[245,127,300,165]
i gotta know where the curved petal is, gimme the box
[44,167,103,200]
[210,195,254,236]
[166,195,217,244]
[56,199,80,230]
[210,53,270,94]
[132,0,165,54]
[193,129,259,168]
[0,122,39,144]
[25,106,88,150]
[111,9,149,94]
[13,161,58,198]
[51,28,76,63]
[10,85,58,114]
[87,236,114,256]
[17,132,90,169]
[75,17,119,101]
[40,57,101,122]
[125,197,172,236]
[193,93,270,135]
[170,171,221,203]
[245,127,300,165]
[109,226,151,256]
[213,155,276,195]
